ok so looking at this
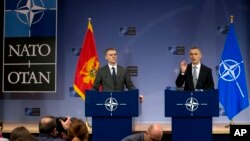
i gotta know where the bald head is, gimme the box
[41,117,54,124]
[145,124,163,141]
[39,115,57,135]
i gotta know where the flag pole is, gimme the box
[85,17,93,132]
[230,15,234,24]
[225,15,235,128]
[225,120,234,128]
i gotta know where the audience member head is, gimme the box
[0,121,3,137]
[0,121,3,132]
[67,118,88,141]
[15,134,38,141]
[38,115,57,137]
[144,124,163,141]
[10,126,30,141]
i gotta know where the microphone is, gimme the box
[195,89,203,92]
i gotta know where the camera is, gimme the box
[56,117,67,132]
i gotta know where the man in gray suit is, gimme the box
[92,48,136,92]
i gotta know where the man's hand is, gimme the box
[180,60,187,73]
[139,95,144,103]
[60,116,71,130]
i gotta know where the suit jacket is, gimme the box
[92,65,136,92]
[175,63,214,91]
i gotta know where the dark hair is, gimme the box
[38,115,57,134]
[105,48,116,55]
[15,134,38,141]
[10,126,30,141]
[67,119,89,141]
[0,121,3,131]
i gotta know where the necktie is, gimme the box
[111,67,116,83]
[193,65,198,88]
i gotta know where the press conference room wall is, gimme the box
[1,0,250,124]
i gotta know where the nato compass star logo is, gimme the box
[176,93,208,116]
[15,0,46,27]
[5,0,57,37]
[219,59,245,98]
[185,97,199,112]
[96,93,127,116]
[105,97,119,112]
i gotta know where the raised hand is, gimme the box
[180,60,187,73]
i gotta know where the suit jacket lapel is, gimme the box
[197,64,204,84]
[103,65,112,81]
[116,65,122,83]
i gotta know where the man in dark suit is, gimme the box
[92,48,136,91]
[176,47,214,91]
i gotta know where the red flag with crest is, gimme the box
[74,19,99,100]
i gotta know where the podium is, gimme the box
[85,90,139,141]
[165,89,219,141]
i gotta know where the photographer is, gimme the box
[37,115,71,141]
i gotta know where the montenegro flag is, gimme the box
[74,19,99,100]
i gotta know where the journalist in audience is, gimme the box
[10,126,31,141]
[37,115,71,141]
[67,118,88,141]
[15,134,38,141]
[121,124,163,141]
